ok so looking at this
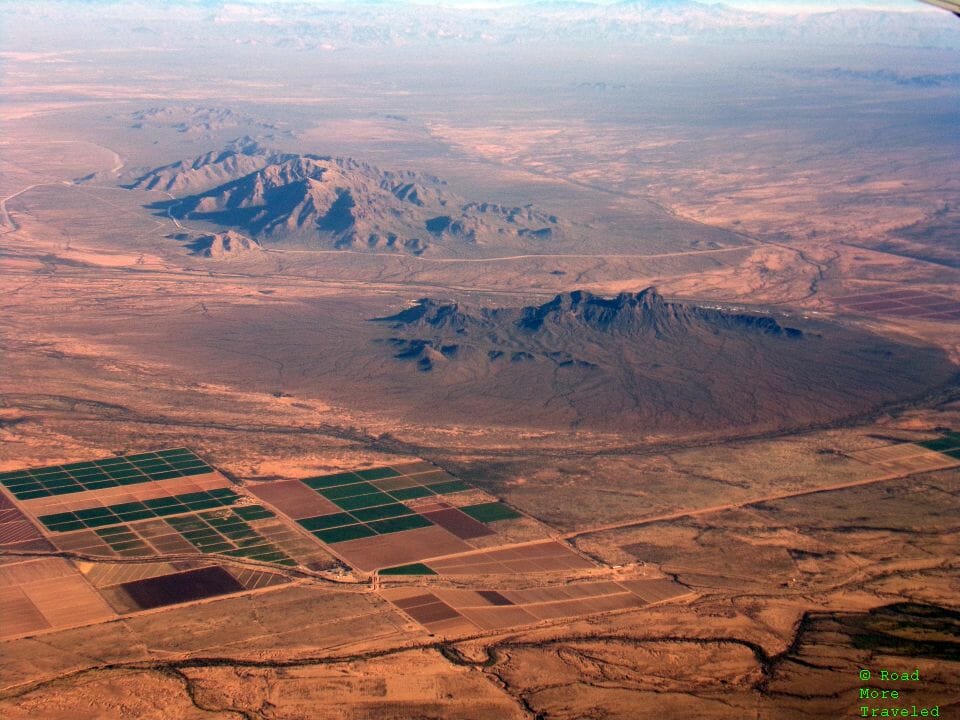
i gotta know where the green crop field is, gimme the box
[461,502,523,523]
[0,448,213,499]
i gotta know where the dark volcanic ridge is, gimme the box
[365,288,956,433]
[132,138,564,256]
[378,288,802,341]
[374,288,804,372]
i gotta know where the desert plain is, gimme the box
[0,2,958,718]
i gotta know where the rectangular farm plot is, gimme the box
[331,491,396,511]
[312,524,378,544]
[95,527,153,556]
[844,300,907,311]
[386,577,690,635]
[408,500,451,514]
[386,460,438,475]
[389,485,435,501]
[0,557,116,639]
[233,505,275,521]
[0,519,48,548]
[301,472,364,490]
[0,448,214,500]
[367,514,433,534]
[295,508,437,545]
[523,592,644,621]
[3,451,340,571]
[17,469,232,519]
[428,541,594,576]
[460,502,524,523]
[247,520,337,570]
[476,590,514,606]
[79,561,182,589]
[0,586,52,637]
[355,467,403,481]
[35,488,243,532]
[131,520,200,555]
[833,290,927,302]
[404,470,458,484]
[0,491,46,548]
[297,466,477,510]
[369,476,422,492]
[421,508,496,540]
[351,503,415,522]
[318,481,380,500]
[51,528,122,557]
[850,443,939,463]
[0,556,77,586]
[25,574,116,627]
[833,290,960,321]
[456,605,539,631]
[383,589,477,634]
[297,512,357,531]
[42,497,299,566]
[391,592,444,610]
[115,566,245,610]
[331,525,475,571]
[84,560,291,614]
[848,441,960,473]
[378,563,437,576]
[918,436,960,453]
[879,453,960,474]
[406,600,461,624]
[247,480,340,519]
[167,510,296,565]
[618,578,693,604]
[262,463,563,573]
[425,480,472,495]
[499,581,623,604]
[15,472,232,520]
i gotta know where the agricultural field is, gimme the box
[1,4,959,715]
[3,449,686,648]
[832,290,960,321]
[845,431,960,474]
[1,430,957,716]
[0,448,328,641]
[382,577,690,634]
[260,463,560,572]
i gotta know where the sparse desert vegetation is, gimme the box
[1,1,958,718]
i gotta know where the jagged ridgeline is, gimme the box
[366,288,955,433]
[130,138,562,255]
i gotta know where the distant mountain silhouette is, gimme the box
[128,107,282,136]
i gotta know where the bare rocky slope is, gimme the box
[133,139,563,256]
[363,288,957,433]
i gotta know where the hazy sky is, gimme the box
[720,0,922,9]
[211,0,926,9]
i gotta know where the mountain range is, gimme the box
[133,139,564,255]
[8,2,957,54]
[361,288,955,432]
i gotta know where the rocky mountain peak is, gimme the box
[135,142,564,256]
